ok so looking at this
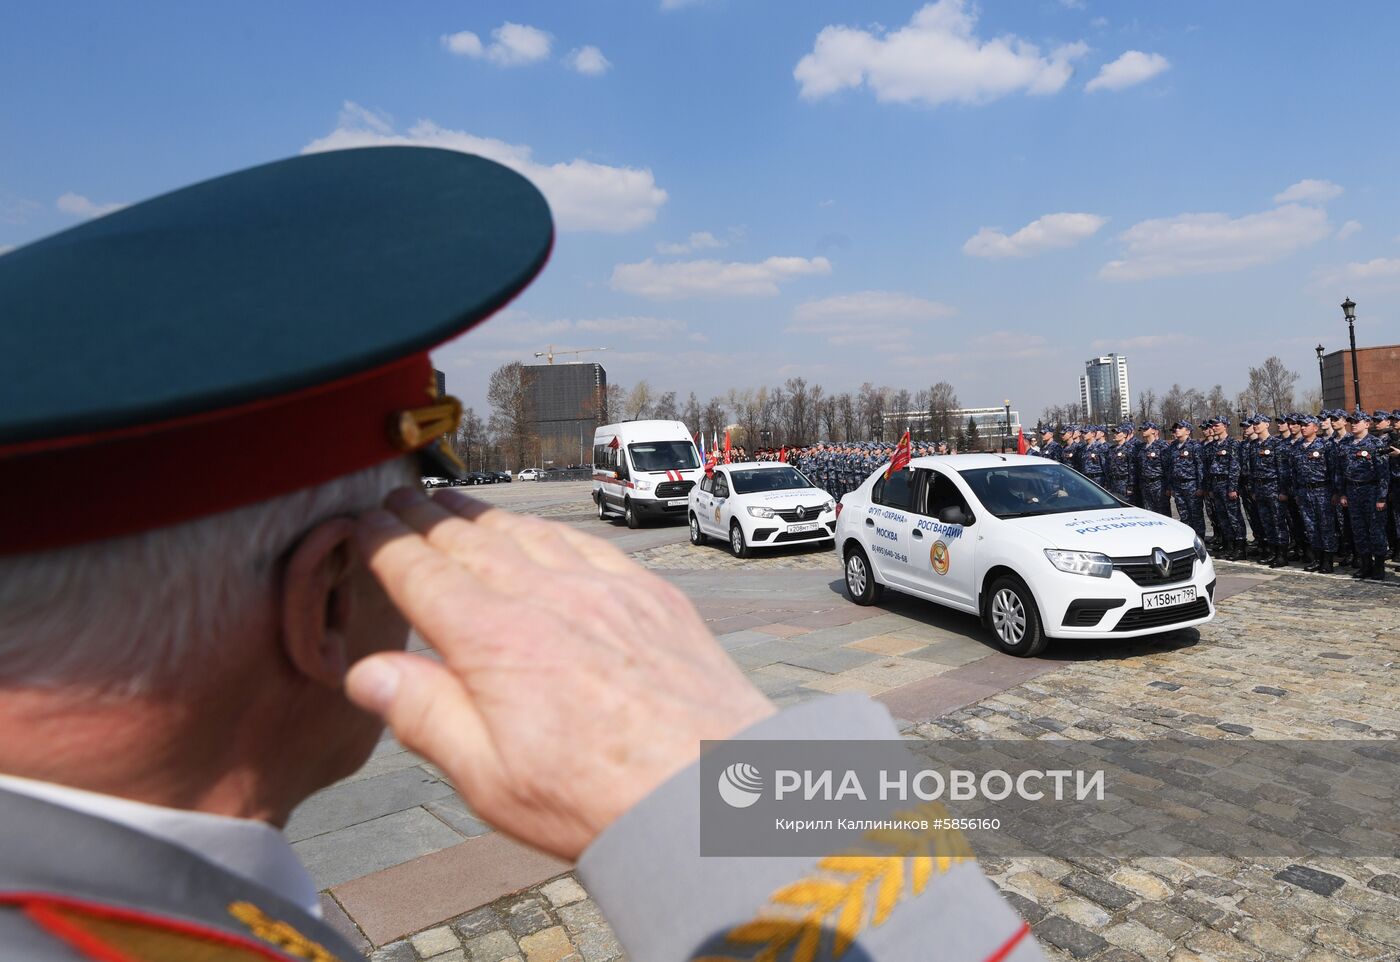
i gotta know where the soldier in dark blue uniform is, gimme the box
[1289,415,1338,573]
[1106,423,1136,500]
[1237,416,1263,560]
[1328,411,1358,568]
[1039,426,1063,463]
[1135,421,1170,516]
[1166,420,1206,539]
[1376,410,1400,563]
[1202,417,1246,559]
[1340,409,1390,580]
[1080,425,1108,489]
[1245,415,1291,568]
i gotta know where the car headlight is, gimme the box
[1193,536,1208,562]
[634,480,652,491]
[1044,549,1113,578]
[822,500,836,513]
[747,506,777,518]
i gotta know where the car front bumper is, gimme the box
[1040,556,1217,639]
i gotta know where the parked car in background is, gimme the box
[688,462,835,557]
[421,476,450,489]
[518,468,543,481]
[493,471,513,483]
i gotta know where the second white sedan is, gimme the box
[689,462,836,557]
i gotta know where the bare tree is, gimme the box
[1205,384,1230,420]
[625,381,654,420]
[487,362,537,471]
[889,388,913,437]
[701,396,728,440]
[857,382,886,440]
[652,390,679,421]
[1247,356,1298,416]
[604,382,625,423]
[819,394,839,440]
[837,393,856,441]
[1300,387,1321,412]
[681,391,702,431]
[1134,387,1158,424]
[928,381,959,441]
[451,406,488,469]
[784,377,816,444]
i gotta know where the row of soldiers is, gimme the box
[789,440,950,502]
[1036,409,1396,579]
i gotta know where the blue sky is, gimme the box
[4,1,1399,421]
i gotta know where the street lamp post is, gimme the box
[1341,297,1362,409]
[1004,399,1012,452]
[1314,344,1325,402]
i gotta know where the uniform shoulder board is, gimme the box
[5,894,344,962]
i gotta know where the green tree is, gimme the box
[965,415,981,452]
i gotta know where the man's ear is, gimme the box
[280,517,359,688]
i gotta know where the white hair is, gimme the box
[0,458,415,695]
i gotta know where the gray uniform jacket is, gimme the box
[2,695,1041,962]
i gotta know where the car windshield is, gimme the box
[728,466,814,495]
[628,441,700,471]
[959,464,1120,519]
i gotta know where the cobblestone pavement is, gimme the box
[316,482,1398,961]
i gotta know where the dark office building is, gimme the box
[434,368,446,399]
[525,362,607,466]
[1321,344,1400,412]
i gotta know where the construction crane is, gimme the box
[533,345,608,365]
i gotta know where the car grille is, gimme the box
[775,505,828,522]
[1113,597,1210,632]
[1112,547,1197,586]
[775,529,832,543]
[656,480,694,498]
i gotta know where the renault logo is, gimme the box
[1152,547,1171,578]
[796,506,806,520]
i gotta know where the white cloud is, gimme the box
[441,31,483,58]
[1100,203,1330,281]
[660,0,707,9]
[566,45,612,76]
[1084,50,1169,92]
[440,23,552,67]
[792,290,954,324]
[656,230,725,255]
[963,212,1106,258]
[794,0,1088,106]
[610,256,831,299]
[1090,16,1109,28]
[1273,179,1343,205]
[1313,257,1400,291]
[1335,220,1362,240]
[56,192,126,219]
[1059,0,1087,9]
[303,102,667,232]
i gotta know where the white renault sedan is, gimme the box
[689,462,836,557]
[835,454,1216,656]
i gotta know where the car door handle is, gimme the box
[912,529,924,539]
[865,518,875,526]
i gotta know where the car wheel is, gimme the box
[624,499,641,529]
[843,545,884,605]
[729,522,750,558]
[985,575,1048,657]
[689,513,708,546]
[597,494,610,522]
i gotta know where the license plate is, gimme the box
[667,499,688,507]
[1142,586,1196,610]
[787,522,820,533]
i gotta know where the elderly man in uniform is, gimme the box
[0,150,1043,962]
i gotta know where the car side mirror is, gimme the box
[939,506,970,526]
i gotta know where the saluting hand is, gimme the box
[343,488,775,860]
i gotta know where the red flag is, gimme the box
[723,430,732,463]
[607,436,619,449]
[884,429,912,479]
[779,445,787,463]
[1017,427,1027,455]
[704,454,715,478]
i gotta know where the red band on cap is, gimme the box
[0,354,434,555]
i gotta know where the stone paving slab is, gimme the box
[294,808,469,890]
[286,768,457,843]
[332,832,569,946]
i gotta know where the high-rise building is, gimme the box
[524,362,607,466]
[1080,354,1130,422]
